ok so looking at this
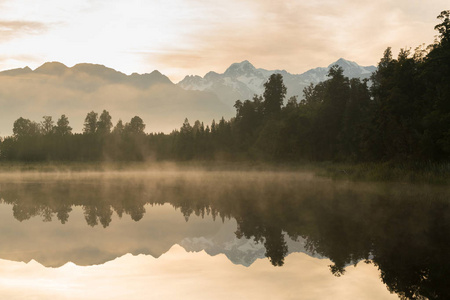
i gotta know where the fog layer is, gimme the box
[0,63,232,135]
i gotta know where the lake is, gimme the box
[0,169,448,299]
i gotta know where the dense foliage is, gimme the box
[1,11,449,163]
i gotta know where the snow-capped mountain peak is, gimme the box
[204,71,221,80]
[329,58,376,76]
[329,58,358,69]
[223,60,258,77]
[177,59,376,106]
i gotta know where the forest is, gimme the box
[0,11,449,164]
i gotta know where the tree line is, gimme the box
[1,11,449,163]
[0,110,148,161]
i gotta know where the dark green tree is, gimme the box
[338,78,371,160]
[13,117,40,138]
[175,118,194,160]
[97,110,113,135]
[311,65,350,160]
[125,116,145,135]
[40,116,54,135]
[83,111,98,134]
[434,10,450,43]
[263,73,287,117]
[54,115,72,136]
[420,10,450,160]
[368,47,425,160]
[112,119,124,135]
[233,95,264,154]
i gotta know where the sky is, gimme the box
[0,0,448,82]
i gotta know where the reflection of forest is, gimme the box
[0,173,449,299]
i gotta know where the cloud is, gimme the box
[141,0,449,81]
[0,0,448,82]
[0,20,48,41]
[0,53,40,65]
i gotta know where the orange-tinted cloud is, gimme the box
[0,0,448,82]
[142,0,448,81]
[0,20,48,41]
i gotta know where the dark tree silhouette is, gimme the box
[125,116,145,134]
[83,111,98,134]
[263,73,286,117]
[55,114,72,135]
[40,116,54,135]
[97,110,113,135]
[113,119,124,135]
[13,117,40,138]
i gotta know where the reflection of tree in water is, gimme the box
[369,198,450,300]
[56,203,72,224]
[83,205,113,228]
[261,227,288,267]
[1,180,148,227]
[9,186,73,224]
[1,176,449,299]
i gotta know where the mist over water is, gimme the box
[0,168,449,299]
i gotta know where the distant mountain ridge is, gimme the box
[0,59,376,135]
[3,61,174,88]
[178,58,376,106]
[0,62,231,135]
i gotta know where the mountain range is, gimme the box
[0,58,376,135]
[0,62,230,135]
[178,58,376,106]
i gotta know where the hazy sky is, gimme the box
[0,0,448,82]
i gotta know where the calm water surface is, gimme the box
[0,170,448,299]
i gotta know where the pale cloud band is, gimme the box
[0,20,48,41]
[0,0,448,81]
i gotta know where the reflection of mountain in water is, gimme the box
[0,171,449,299]
[181,236,266,267]
[179,219,265,267]
[180,225,322,267]
[0,203,235,268]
